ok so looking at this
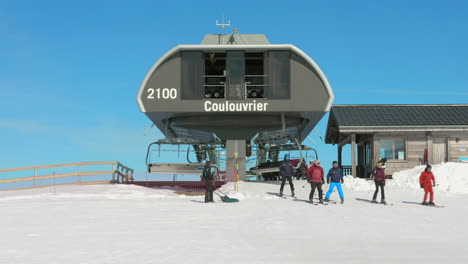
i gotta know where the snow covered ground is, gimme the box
[1,163,468,264]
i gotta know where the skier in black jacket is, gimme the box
[279,154,295,197]
[202,161,215,203]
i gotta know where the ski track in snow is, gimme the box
[1,163,468,264]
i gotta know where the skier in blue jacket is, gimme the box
[324,161,345,204]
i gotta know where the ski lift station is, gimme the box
[137,26,334,180]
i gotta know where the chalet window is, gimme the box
[380,138,406,160]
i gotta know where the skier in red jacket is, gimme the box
[419,164,436,206]
[307,160,325,204]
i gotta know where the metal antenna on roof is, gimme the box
[216,16,231,44]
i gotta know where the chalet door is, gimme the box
[432,137,447,164]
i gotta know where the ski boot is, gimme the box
[319,199,324,204]
[341,198,344,204]
[381,200,387,205]
[309,199,314,204]
[428,202,436,206]
[421,201,428,206]
[292,191,295,197]
[324,198,330,202]
[371,200,378,204]
[279,192,283,197]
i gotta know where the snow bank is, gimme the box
[390,162,468,194]
[342,176,374,191]
[342,162,468,194]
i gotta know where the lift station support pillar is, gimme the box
[226,140,246,181]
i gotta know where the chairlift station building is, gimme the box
[137,32,334,179]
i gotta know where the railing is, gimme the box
[203,75,226,98]
[0,161,134,191]
[245,75,267,98]
[341,165,368,178]
[203,74,268,99]
[341,166,352,176]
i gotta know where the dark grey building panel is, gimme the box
[181,51,204,100]
[267,51,290,99]
[227,52,245,99]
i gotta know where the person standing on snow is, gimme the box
[324,161,345,204]
[279,154,295,197]
[371,162,386,204]
[202,161,215,203]
[307,159,325,204]
[420,164,436,206]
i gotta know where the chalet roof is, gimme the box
[332,104,468,127]
[325,104,468,144]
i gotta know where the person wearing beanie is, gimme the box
[419,164,436,206]
[371,162,386,204]
[324,161,345,204]
[279,154,295,197]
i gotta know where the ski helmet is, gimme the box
[284,154,290,160]
[426,164,432,171]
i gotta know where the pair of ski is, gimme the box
[309,198,338,205]
[276,194,296,199]
[275,194,329,205]
[307,200,329,206]
[421,204,445,208]
[371,201,394,206]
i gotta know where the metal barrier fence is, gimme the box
[128,171,229,194]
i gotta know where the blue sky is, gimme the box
[1,0,467,174]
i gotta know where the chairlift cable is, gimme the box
[314,129,324,142]
[307,135,317,145]
[143,124,154,136]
